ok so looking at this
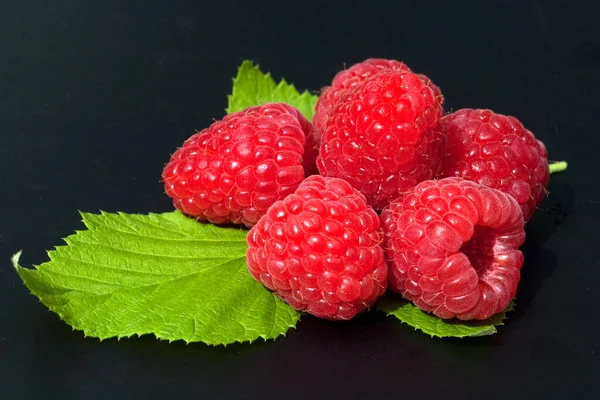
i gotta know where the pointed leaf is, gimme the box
[377,295,514,338]
[14,211,301,345]
[227,60,318,121]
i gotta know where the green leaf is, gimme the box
[377,295,514,338]
[13,211,301,345]
[227,60,318,121]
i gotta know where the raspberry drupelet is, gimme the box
[247,175,388,320]
[440,109,549,221]
[162,103,319,227]
[381,177,525,320]
[317,69,445,210]
[313,58,443,133]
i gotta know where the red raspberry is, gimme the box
[317,69,445,210]
[246,175,388,320]
[381,178,525,320]
[313,58,443,133]
[162,103,318,227]
[441,109,549,221]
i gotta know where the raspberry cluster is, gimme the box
[163,58,554,322]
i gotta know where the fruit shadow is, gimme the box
[511,181,573,319]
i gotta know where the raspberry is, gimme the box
[381,177,525,320]
[317,69,445,210]
[441,109,549,221]
[246,175,388,320]
[162,103,318,227]
[313,58,443,133]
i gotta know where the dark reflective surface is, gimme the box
[1,1,598,398]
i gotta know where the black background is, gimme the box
[1,1,599,398]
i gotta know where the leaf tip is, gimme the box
[240,59,256,68]
[11,250,23,270]
[77,209,89,218]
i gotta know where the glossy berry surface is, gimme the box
[163,103,318,227]
[441,109,549,221]
[313,58,443,133]
[246,175,388,320]
[381,177,525,320]
[317,70,444,210]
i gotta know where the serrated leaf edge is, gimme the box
[14,249,300,346]
[12,210,302,347]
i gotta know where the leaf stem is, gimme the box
[549,161,568,174]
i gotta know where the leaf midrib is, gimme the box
[39,256,247,295]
